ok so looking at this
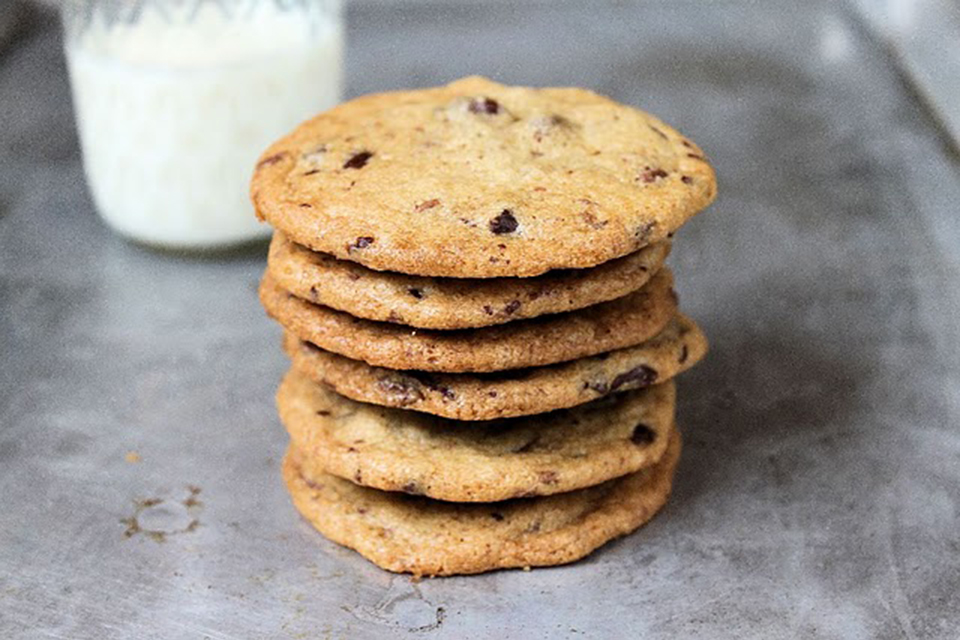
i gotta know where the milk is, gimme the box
[65,3,343,248]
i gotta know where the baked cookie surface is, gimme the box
[277,368,675,501]
[268,232,670,329]
[260,268,676,372]
[283,430,680,577]
[252,76,715,277]
[284,313,706,420]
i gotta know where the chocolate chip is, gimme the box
[584,380,610,395]
[354,470,363,483]
[681,175,693,185]
[347,447,358,453]
[482,305,494,316]
[401,481,422,495]
[503,300,521,315]
[490,512,505,521]
[256,151,287,168]
[687,153,704,160]
[610,365,658,391]
[377,376,424,406]
[490,209,518,234]
[357,507,368,515]
[298,203,313,208]
[631,423,656,445]
[640,167,669,183]
[488,391,498,398]
[349,236,375,251]
[316,410,331,416]
[416,199,441,212]
[408,288,424,299]
[385,310,404,324]
[635,222,656,243]
[679,345,689,364]
[302,169,321,176]
[411,373,456,400]
[343,151,373,169]
[649,125,668,140]
[681,140,693,148]
[538,471,559,484]
[468,97,500,114]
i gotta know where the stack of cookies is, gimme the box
[251,77,716,577]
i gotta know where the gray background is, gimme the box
[2,1,959,638]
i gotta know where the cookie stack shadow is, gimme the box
[252,77,716,577]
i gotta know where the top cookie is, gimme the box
[251,76,716,278]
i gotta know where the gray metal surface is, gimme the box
[2,2,959,638]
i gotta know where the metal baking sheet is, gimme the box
[2,1,958,637]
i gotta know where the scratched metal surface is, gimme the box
[2,2,959,638]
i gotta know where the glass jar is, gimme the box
[62,0,343,249]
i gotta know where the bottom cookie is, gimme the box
[282,430,681,577]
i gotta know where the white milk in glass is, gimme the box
[65,1,342,248]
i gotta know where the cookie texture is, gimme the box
[251,76,716,278]
[278,368,675,501]
[284,430,680,577]
[260,268,676,373]
[284,313,706,420]
[268,232,671,329]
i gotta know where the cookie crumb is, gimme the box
[125,451,141,464]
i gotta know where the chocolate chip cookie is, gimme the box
[283,313,706,420]
[260,268,676,372]
[252,76,715,278]
[268,231,670,329]
[277,368,675,502]
[283,430,681,577]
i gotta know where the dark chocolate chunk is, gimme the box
[349,236,375,251]
[584,380,610,395]
[256,151,287,168]
[377,376,425,406]
[503,300,521,315]
[400,481,422,495]
[635,221,656,243]
[631,423,656,445]
[649,125,668,140]
[681,175,693,184]
[640,167,669,183]
[610,365,658,391]
[489,209,519,234]
[490,512,505,521]
[408,288,424,299]
[411,373,457,400]
[538,471,559,485]
[316,410,331,416]
[343,151,373,169]
[468,97,500,114]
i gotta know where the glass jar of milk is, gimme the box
[62,0,343,249]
